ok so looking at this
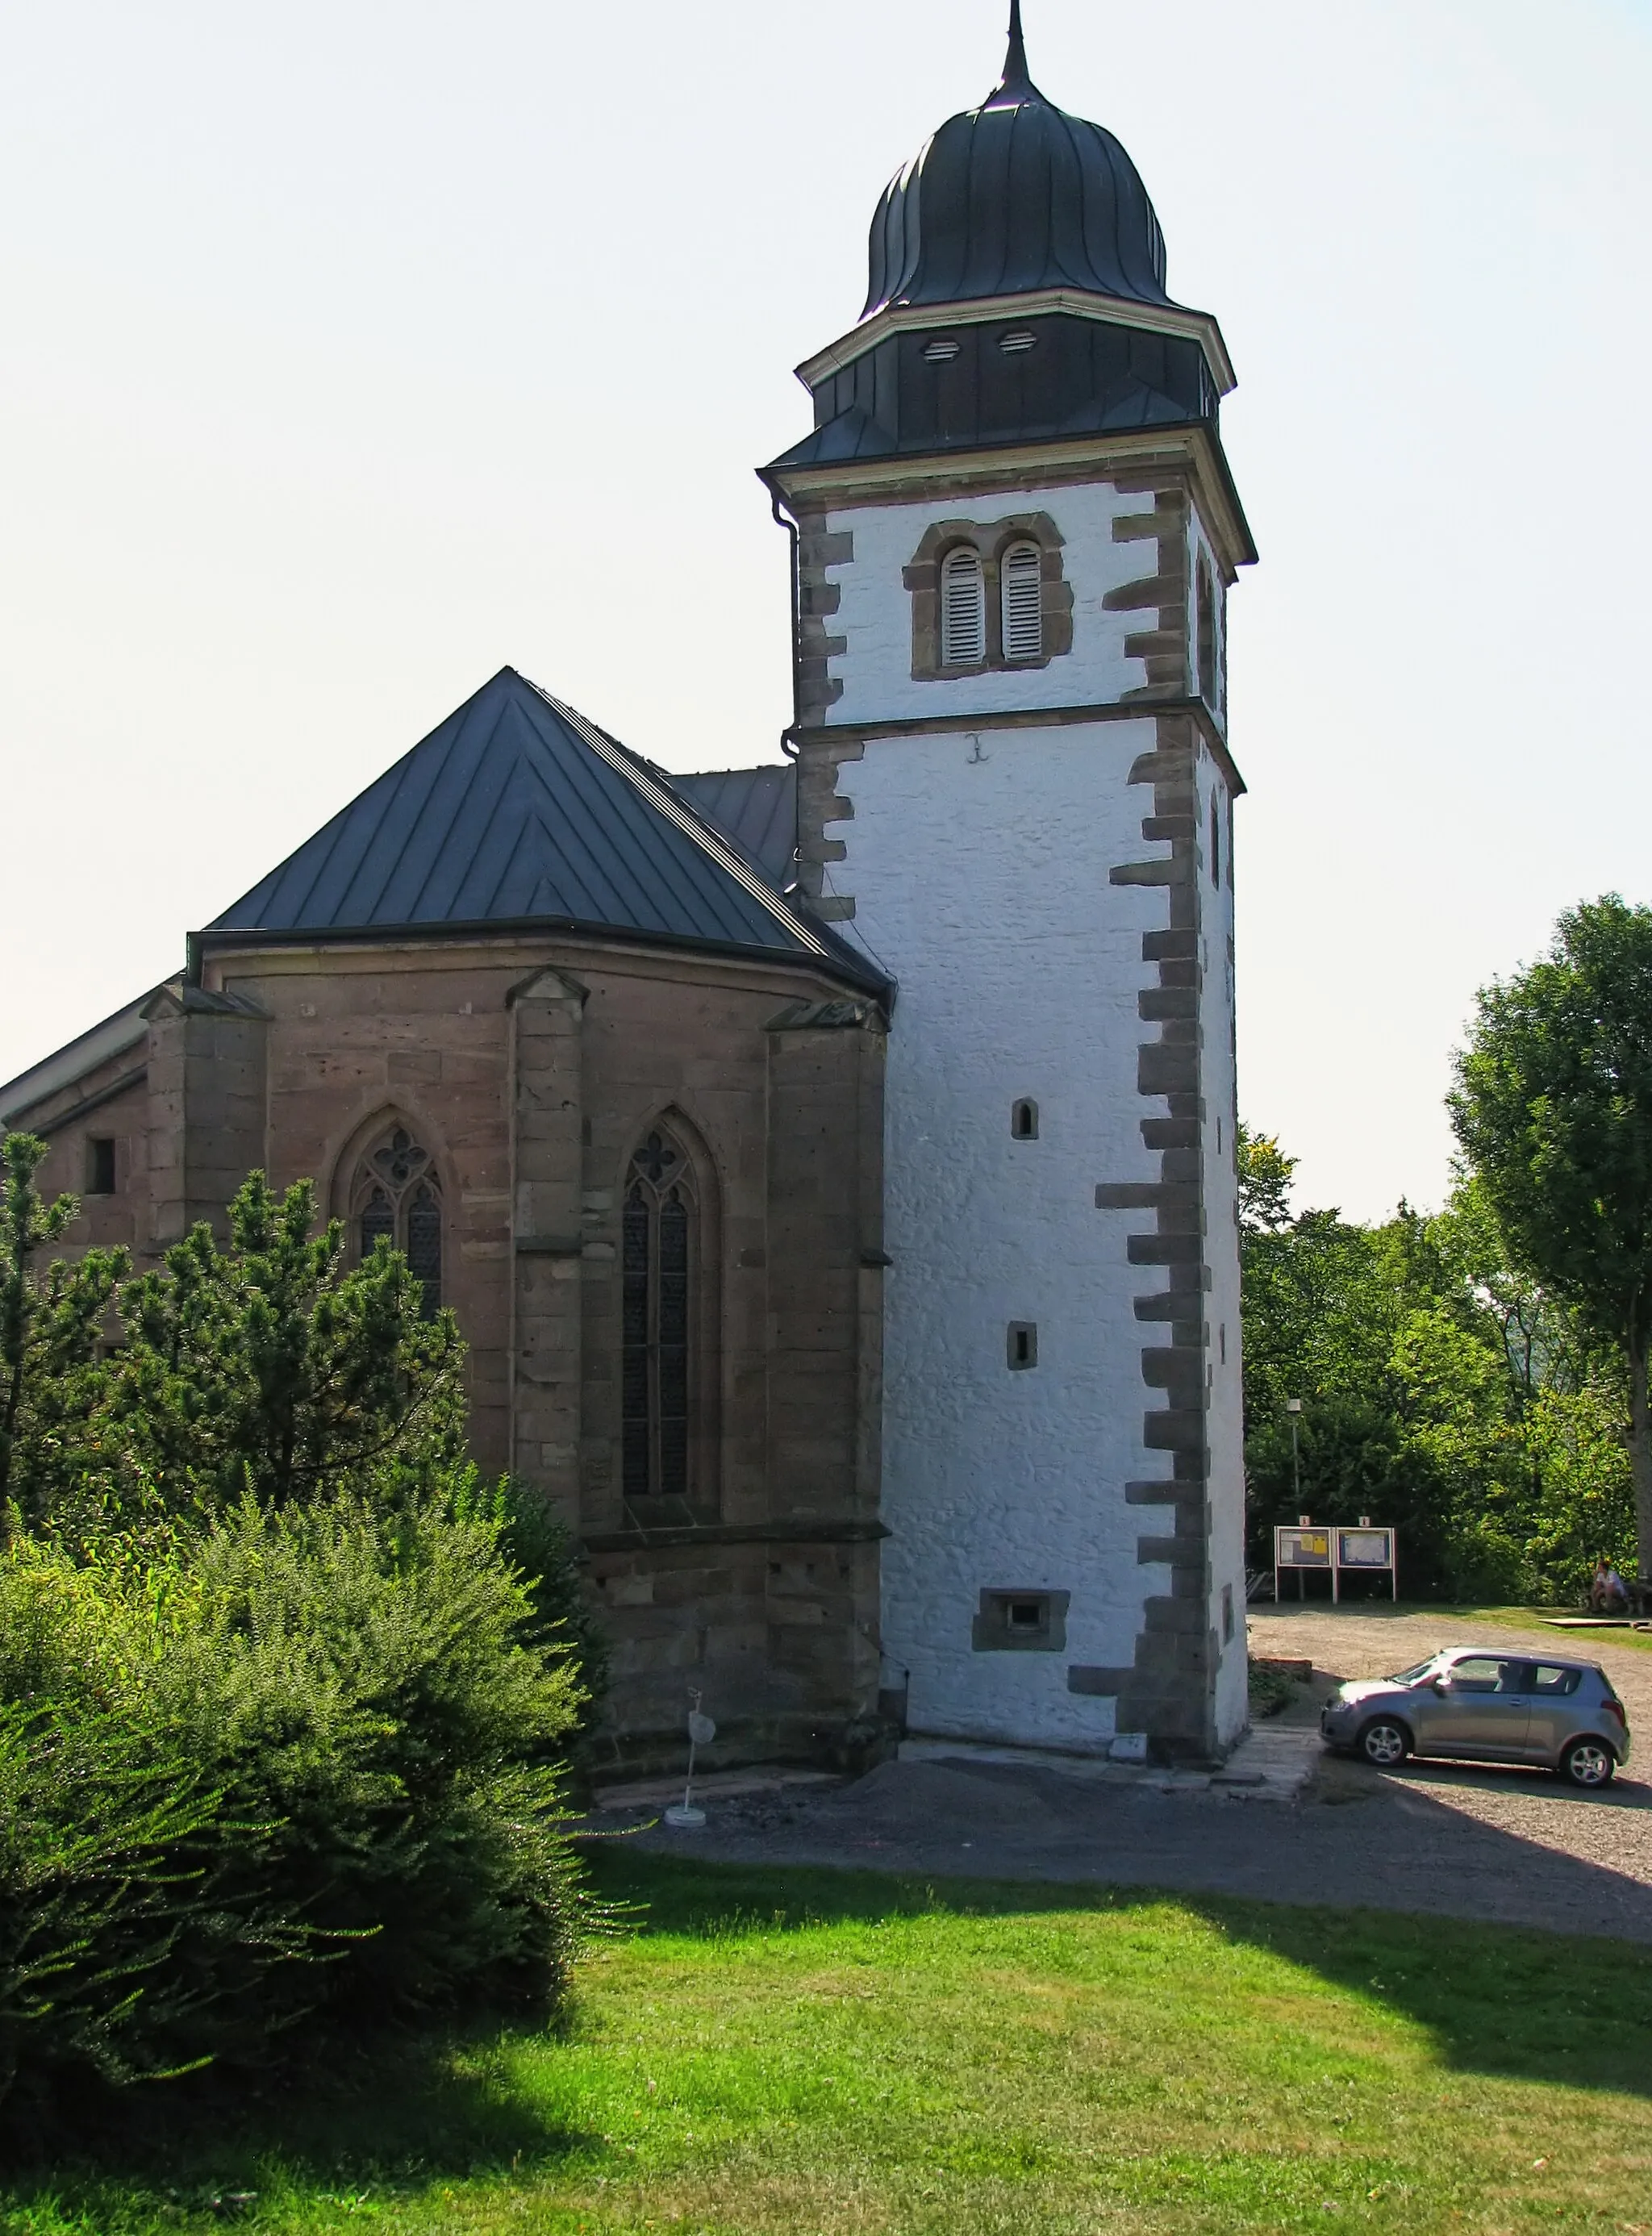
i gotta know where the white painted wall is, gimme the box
[834,715,1176,1750]
[823,482,1157,730]
[809,472,1250,1755]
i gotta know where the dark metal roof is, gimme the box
[208,670,881,989]
[864,5,1170,319]
[671,766,796,886]
[770,313,1214,473]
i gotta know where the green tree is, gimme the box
[0,1133,127,1539]
[106,1172,467,1516]
[1450,895,1652,1583]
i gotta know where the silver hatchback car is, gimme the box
[1320,1646,1631,1788]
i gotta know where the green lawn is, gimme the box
[6,1854,1651,2234]
[1452,1604,1652,1654]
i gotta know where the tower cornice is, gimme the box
[795,286,1237,401]
[762,422,1258,578]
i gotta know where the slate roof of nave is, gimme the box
[671,765,796,888]
[210,668,866,982]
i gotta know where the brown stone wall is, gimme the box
[10,930,887,1770]
[144,986,272,1250]
[8,1058,150,1255]
[184,932,889,1767]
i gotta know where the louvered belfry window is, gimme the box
[1001,541,1043,662]
[353,1126,442,1318]
[941,545,987,667]
[621,1127,697,1503]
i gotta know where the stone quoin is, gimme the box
[2,3,1255,1768]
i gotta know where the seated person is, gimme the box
[1591,1560,1630,1612]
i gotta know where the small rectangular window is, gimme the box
[86,1137,115,1195]
[972,1587,1069,1652]
[1007,1322,1037,1370]
[1011,1099,1039,1140]
[1222,1583,1235,1643]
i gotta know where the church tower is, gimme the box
[762,6,1256,1759]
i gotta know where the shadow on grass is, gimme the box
[586,1846,1652,2102]
[0,2019,599,2217]
[7,1847,1650,2217]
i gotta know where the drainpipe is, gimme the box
[767,480,803,763]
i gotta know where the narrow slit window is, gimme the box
[1007,1321,1038,1370]
[1196,555,1217,703]
[1001,540,1043,662]
[1011,1099,1039,1141]
[1210,788,1221,888]
[940,545,986,667]
[86,1137,116,1195]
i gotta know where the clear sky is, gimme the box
[2,0,1648,1222]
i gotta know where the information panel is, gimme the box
[1274,1527,1332,1569]
[1337,1527,1395,1571]
[1271,1524,1400,1601]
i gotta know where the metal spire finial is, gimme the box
[999,0,1034,96]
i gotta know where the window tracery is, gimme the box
[351,1124,443,1317]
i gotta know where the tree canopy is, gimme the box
[1450,894,1652,1579]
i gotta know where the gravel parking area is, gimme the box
[615,1609,1652,1942]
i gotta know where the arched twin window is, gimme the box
[353,1124,442,1317]
[621,1127,699,1503]
[939,540,1045,669]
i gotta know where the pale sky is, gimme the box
[3,0,1649,1222]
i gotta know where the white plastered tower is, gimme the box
[764,8,1255,1759]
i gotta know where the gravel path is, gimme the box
[617,1610,1652,1943]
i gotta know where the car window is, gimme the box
[1526,1664,1582,1697]
[1387,1658,1440,1686]
[1446,1657,1525,1692]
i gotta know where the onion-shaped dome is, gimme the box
[864,3,1170,319]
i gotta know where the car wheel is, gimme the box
[1559,1738,1616,1790]
[1358,1719,1411,1768]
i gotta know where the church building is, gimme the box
[2,7,1256,1767]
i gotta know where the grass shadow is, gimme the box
[585,1846,1652,2101]
[0,2013,600,2218]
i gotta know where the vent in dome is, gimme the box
[922,336,962,363]
[999,329,1037,354]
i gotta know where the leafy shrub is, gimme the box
[0,1490,596,2113]
[0,1699,311,2117]
[456,1475,611,1763]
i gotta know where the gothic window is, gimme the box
[940,545,987,667]
[621,1126,700,1503]
[1001,540,1043,662]
[352,1126,443,1317]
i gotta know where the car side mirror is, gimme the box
[1431,1677,1449,1695]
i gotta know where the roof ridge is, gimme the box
[519,678,835,966]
